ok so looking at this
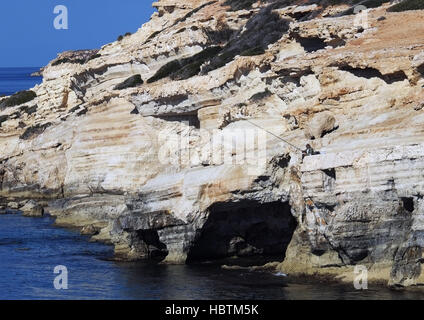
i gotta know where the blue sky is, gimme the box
[0,1,155,67]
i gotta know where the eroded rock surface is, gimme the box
[1,0,424,286]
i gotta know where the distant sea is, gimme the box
[0,67,42,96]
[1,68,424,300]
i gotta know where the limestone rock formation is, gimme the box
[1,0,424,287]
[21,200,44,217]
[307,111,336,139]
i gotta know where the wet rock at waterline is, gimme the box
[21,200,44,217]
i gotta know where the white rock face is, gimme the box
[1,0,424,286]
[307,111,336,139]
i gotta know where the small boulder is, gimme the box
[308,111,337,139]
[7,202,19,210]
[81,224,99,236]
[21,200,44,217]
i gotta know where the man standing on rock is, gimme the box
[302,144,320,159]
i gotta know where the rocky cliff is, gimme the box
[1,0,424,287]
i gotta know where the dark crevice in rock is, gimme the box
[325,203,337,212]
[141,94,189,108]
[130,107,139,115]
[311,248,326,256]
[275,67,314,85]
[401,197,414,213]
[348,248,369,262]
[326,37,346,48]
[204,26,236,44]
[86,53,102,62]
[287,9,313,21]
[417,63,424,77]
[383,70,409,84]
[19,123,52,140]
[340,66,408,84]
[0,115,8,127]
[315,201,337,212]
[293,35,327,53]
[136,229,169,260]
[144,30,161,43]
[76,108,88,116]
[114,74,143,90]
[20,104,38,116]
[147,60,182,83]
[249,89,272,102]
[186,200,297,263]
[387,178,396,189]
[341,66,382,79]
[68,104,82,113]
[323,168,336,180]
[321,124,339,138]
[70,63,124,98]
[274,154,291,168]
[155,112,200,128]
[68,104,88,116]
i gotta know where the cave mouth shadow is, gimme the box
[186,200,297,265]
[136,229,169,262]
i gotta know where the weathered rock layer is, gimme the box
[1,0,424,286]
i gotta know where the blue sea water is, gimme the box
[0,67,42,96]
[1,69,424,300]
[2,213,424,300]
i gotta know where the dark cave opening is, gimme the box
[136,229,169,261]
[155,112,200,128]
[401,197,414,213]
[323,168,336,180]
[383,70,409,84]
[340,66,408,84]
[294,36,327,53]
[418,63,424,77]
[186,201,297,264]
[340,66,384,79]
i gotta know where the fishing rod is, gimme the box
[244,118,303,152]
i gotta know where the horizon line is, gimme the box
[0,66,42,68]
